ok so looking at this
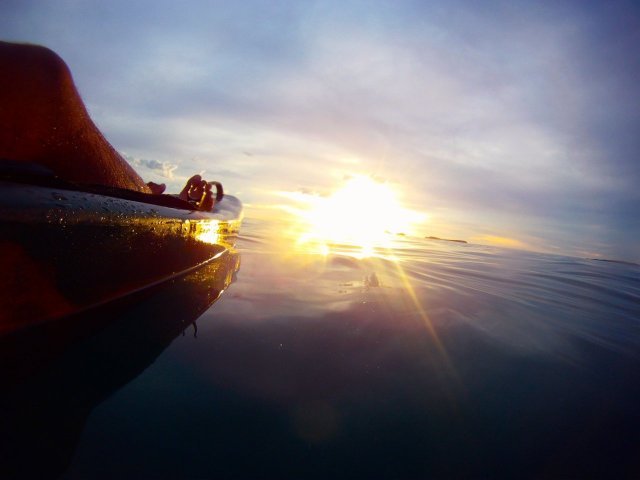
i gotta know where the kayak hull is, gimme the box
[0,180,242,335]
[1,246,240,477]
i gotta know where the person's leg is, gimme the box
[0,41,150,192]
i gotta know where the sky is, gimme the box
[2,0,639,261]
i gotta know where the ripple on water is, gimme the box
[50,220,640,479]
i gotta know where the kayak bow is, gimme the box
[0,174,242,335]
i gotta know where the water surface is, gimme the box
[5,218,640,478]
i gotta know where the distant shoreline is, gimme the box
[591,258,640,267]
[425,236,467,244]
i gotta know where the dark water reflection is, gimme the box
[3,219,640,478]
[0,249,240,478]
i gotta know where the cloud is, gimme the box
[123,154,178,180]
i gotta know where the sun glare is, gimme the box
[285,175,426,257]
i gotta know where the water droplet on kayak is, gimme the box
[51,192,67,201]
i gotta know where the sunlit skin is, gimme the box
[281,175,426,258]
[0,41,217,210]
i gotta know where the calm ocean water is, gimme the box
[3,217,640,478]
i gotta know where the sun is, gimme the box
[287,175,426,256]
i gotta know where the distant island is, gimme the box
[425,236,468,244]
[591,258,639,267]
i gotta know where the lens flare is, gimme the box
[283,175,426,257]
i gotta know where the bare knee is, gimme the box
[0,41,74,100]
[0,42,148,192]
[0,41,86,162]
